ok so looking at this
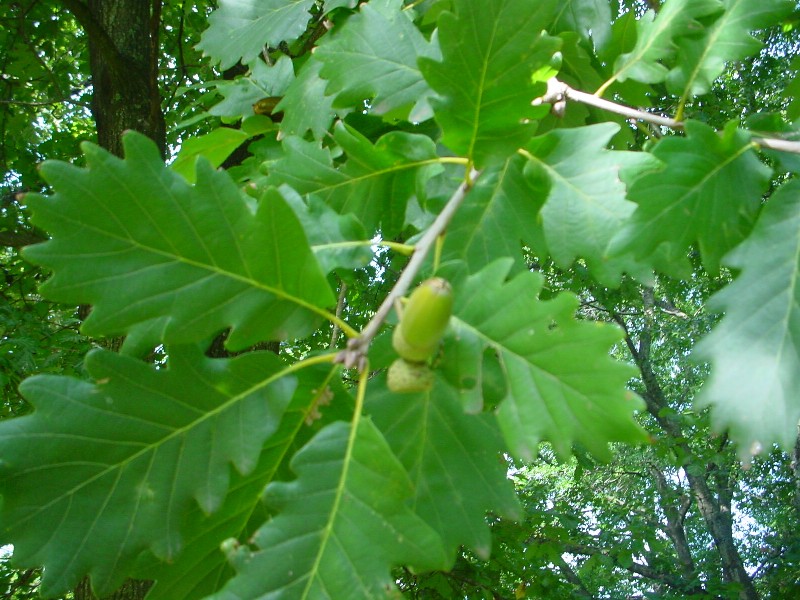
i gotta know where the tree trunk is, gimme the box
[64,0,166,157]
[613,290,761,600]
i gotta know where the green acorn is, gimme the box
[387,358,434,394]
[392,277,453,363]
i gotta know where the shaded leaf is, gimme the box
[23,132,335,351]
[198,0,316,70]
[171,127,250,183]
[267,121,440,237]
[210,56,295,119]
[0,347,295,597]
[418,0,561,166]
[277,58,338,139]
[209,420,449,599]
[695,180,800,455]
[279,184,373,274]
[439,260,647,460]
[552,0,612,51]
[316,0,439,122]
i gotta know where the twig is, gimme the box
[336,168,481,370]
[328,280,347,349]
[535,78,800,155]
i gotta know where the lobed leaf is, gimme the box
[607,0,722,87]
[280,184,373,275]
[23,132,335,352]
[418,0,561,166]
[266,121,440,237]
[137,365,348,600]
[523,123,662,284]
[208,420,449,599]
[609,121,772,276]
[0,347,295,597]
[198,0,316,70]
[315,0,440,122]
[439,260,648,461]
[667,0,794,100]
[695,180,800,456]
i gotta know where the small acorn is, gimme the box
[392,277,453,363]
[387,358,435,394]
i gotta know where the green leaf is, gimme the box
[667,0,794,100]
[171,127,250,183]
[695,180,800,455]
[439,260,648,460]
[418,0,561,166]
[209,55,295,119]
[279,184,373,274]
[209,420,449,599]
[442,156,544,274]
[608,0,722,87]
[0,346,295,597]
[267,121,440,237]
[367,375,521,559]
[552,0,612,51]
[137,365,346,600]
[315,0,439,122]
[23,132,335,351]
[609,121,772,275]
[522,123,662,284]
[198,0,316,70]
[277,58,338,139]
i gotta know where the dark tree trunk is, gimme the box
[64,0,166,157]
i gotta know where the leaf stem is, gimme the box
[337,168,481,369]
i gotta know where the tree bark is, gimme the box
[64,0,166,157]
[612,290,761,600]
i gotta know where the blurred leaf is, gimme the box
[552,0,612,51]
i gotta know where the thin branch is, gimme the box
[535,78,800,154]
[337,168,480,369]
[328,280,347,349]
